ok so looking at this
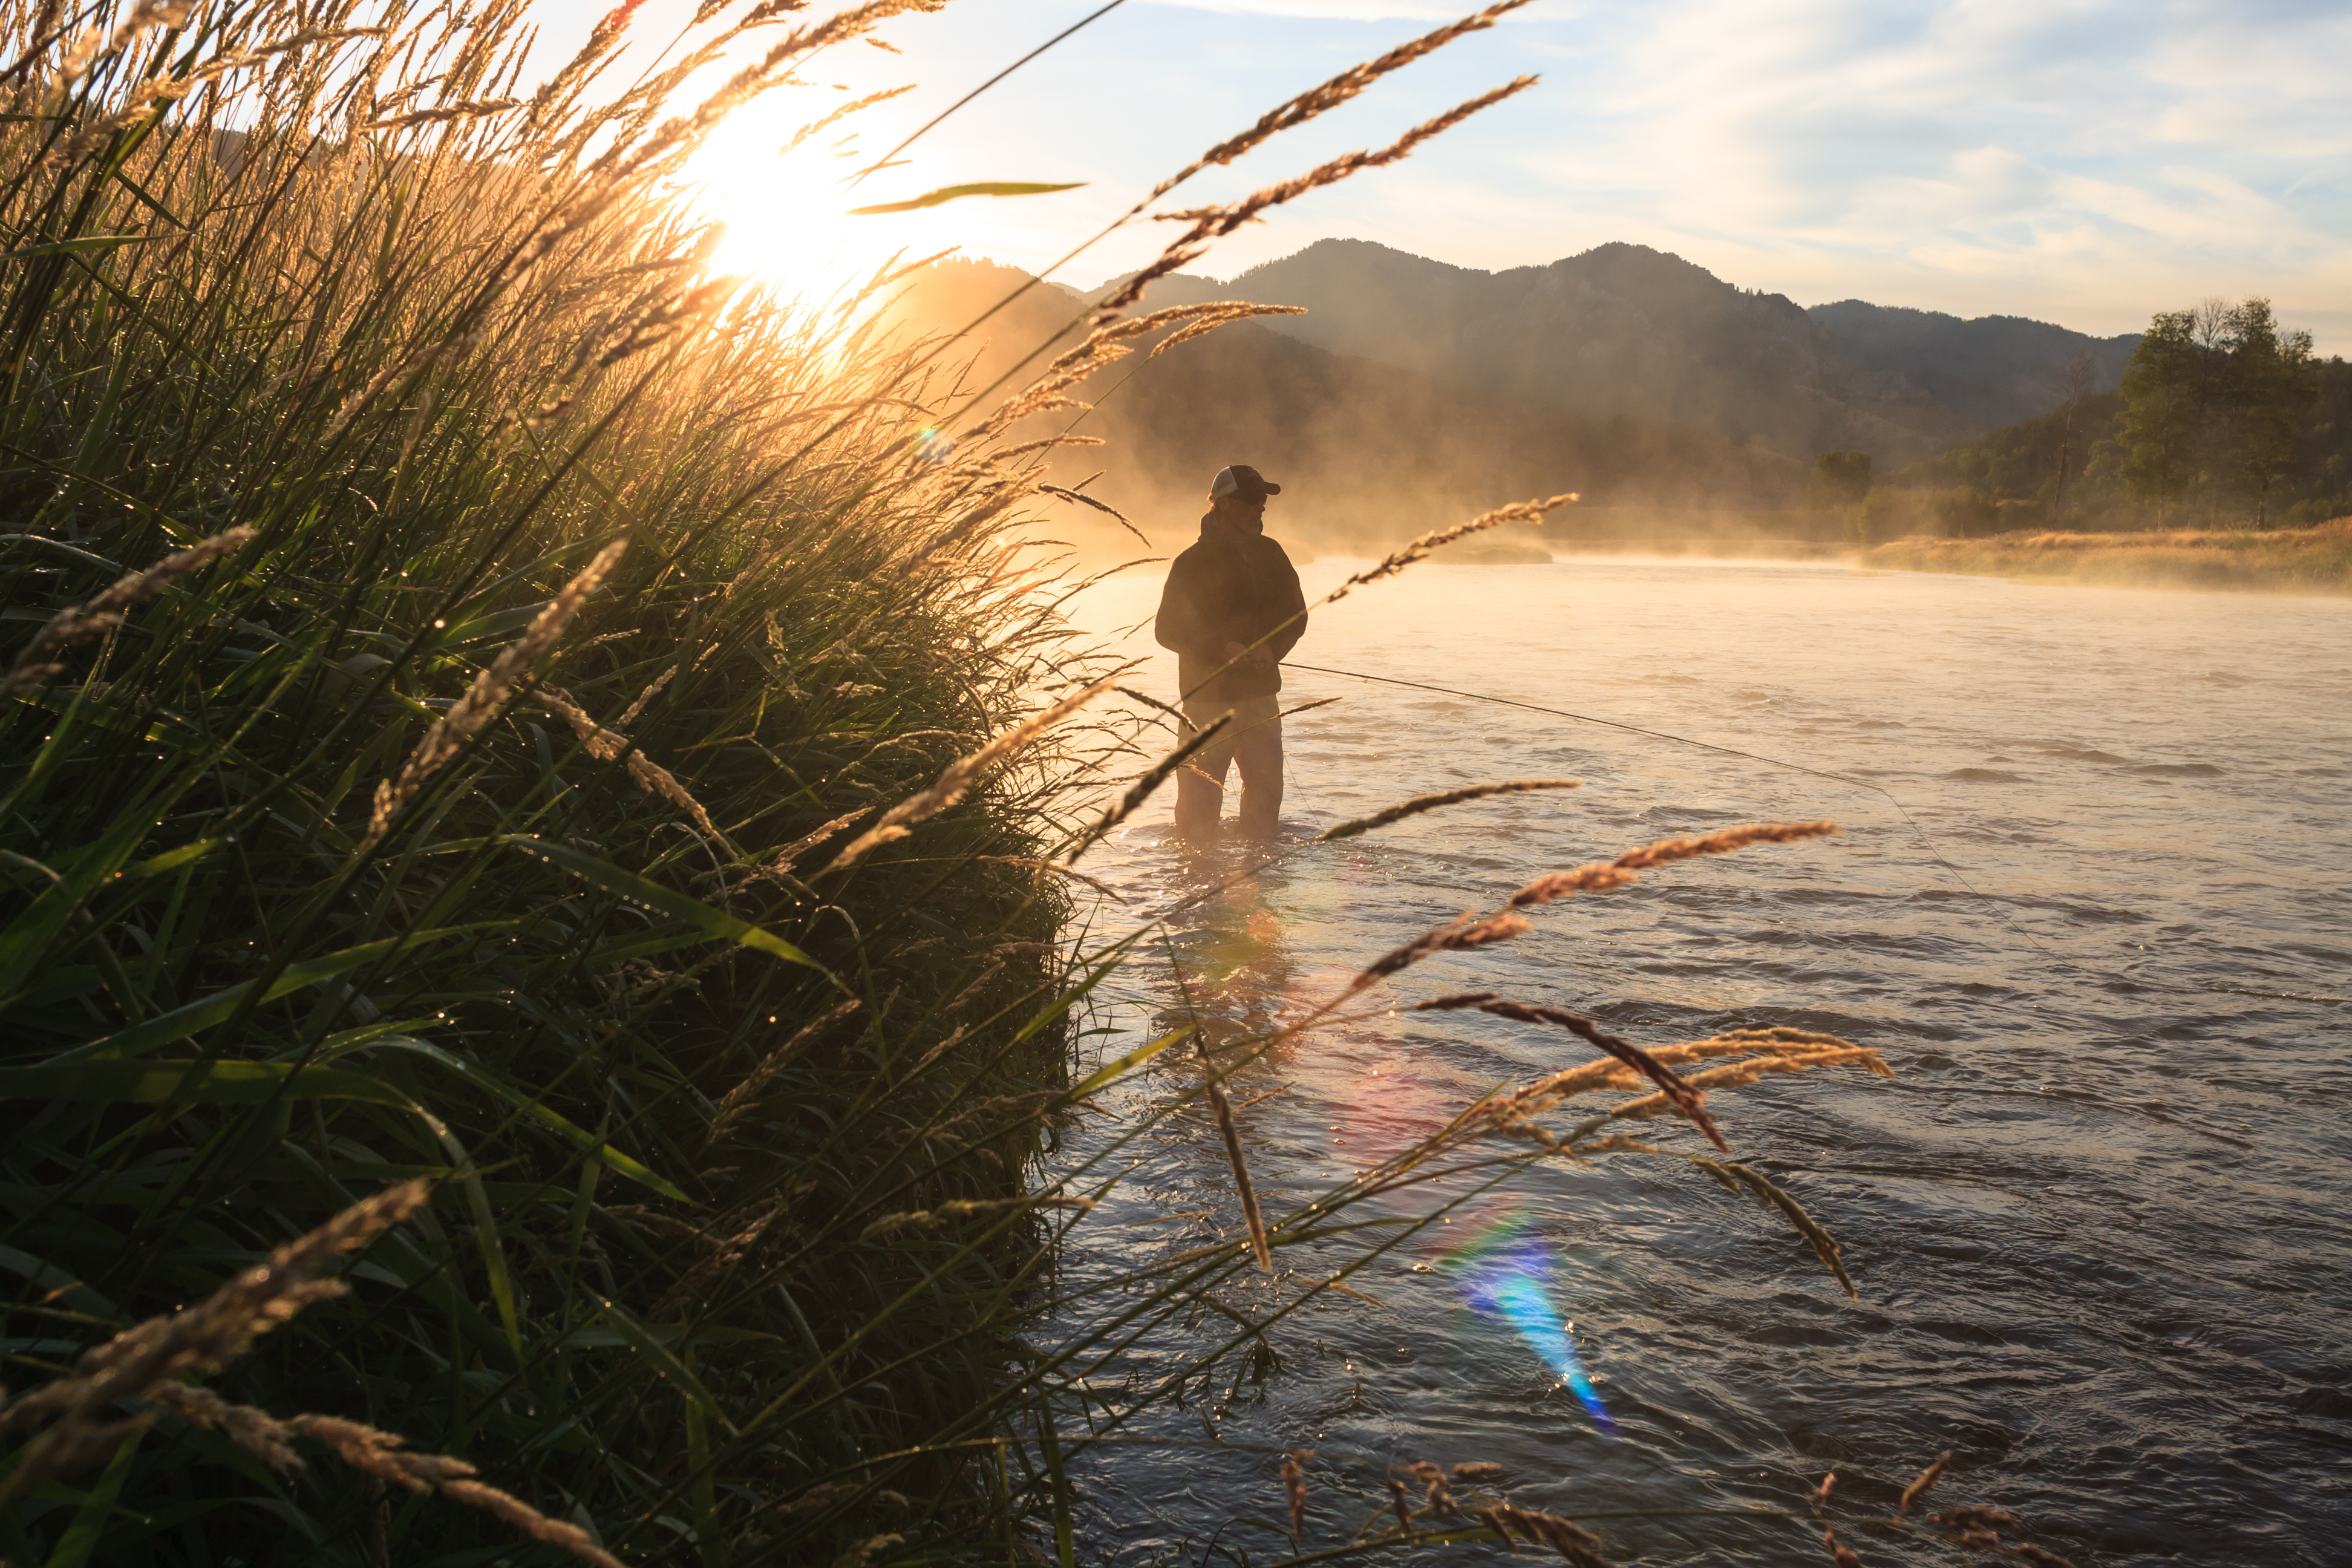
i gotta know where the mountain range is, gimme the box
[1117,240,2138,469]
[882,241,2144,550]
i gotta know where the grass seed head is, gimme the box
[1281,1448,1309,1537]
[1899,1450,1952,1515]
[1385,1474,1414,1538]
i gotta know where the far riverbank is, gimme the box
[1861,518,2352,594]
[1495,518,2352,594]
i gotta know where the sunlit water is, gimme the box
[1042,557,2350,1567]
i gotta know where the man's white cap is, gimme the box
[1209,463,1281,501]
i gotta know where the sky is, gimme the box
[527,0,2352,349]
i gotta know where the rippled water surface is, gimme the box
[1044,558,2350,1567]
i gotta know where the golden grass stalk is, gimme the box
[145,1382,302,1471]
[1101,77,1538,318]
[437,1479,627,1568]
[289,1414,627,1568]
[1281,1449,1310,1539]
[979,433,1108,466]
[1604,1045,1890,1111]
[535,687,725,842]
[1039,483,1153,548]
[5,526,254,694]
[825,676,1115,872]
[1508,821,1839,907]
[1203,1063,1272,1272]
[0,1180,431,1509]
[1478,1506,1517,1551]
[364,537,629,849]
[781,82,916,157]
[1147,1,1532,201]
[1342,910,1531,1000]
[858,1193,1094,1241]
[1385,1475,1416,1541]
[2010,1544,2080,1568]
[1900,1451,1952,1515]
[1060,711,1232,864]
[1489,1504,1609,1567]
[1323,492,1578,605]
[1410,1460,1463,1518]
[771,806,877,872]
[981,301,1306,434]
[835,1533,906,1568]
[1449,1025,1883,1109]
[1690,1158,1857,1298]
[615,663,678,727]
[1145,302,1308,360]
[1317,778,1579,842]
[1824,1525,1864,1567]
[705,996,862,1150]
[975,854,1126,901]
[1422,996,1728,1151]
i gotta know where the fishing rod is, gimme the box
[1280,661,2346,1009]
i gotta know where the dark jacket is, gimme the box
[1154,514,1307,701]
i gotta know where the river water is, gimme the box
[1042,556,2351,1567]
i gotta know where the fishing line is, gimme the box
[1282,661,2346,1008]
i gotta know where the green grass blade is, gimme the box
[504,836,833,979]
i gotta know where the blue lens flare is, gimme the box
[1448,1224,1616,1437]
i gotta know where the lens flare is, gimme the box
[1445,1217,1615,1436]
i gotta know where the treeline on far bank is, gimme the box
[1812,298,2349,541]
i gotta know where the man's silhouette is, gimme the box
[1153,465,1307,841]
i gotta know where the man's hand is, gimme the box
[1222,640,1274,667]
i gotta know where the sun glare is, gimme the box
[681,93,960,307]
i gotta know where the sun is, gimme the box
[678,91,964,307]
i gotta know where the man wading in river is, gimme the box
[1154,464,1307,841]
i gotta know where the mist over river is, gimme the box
[1044,557,2351,1567]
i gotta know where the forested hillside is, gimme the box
[1883,299,2350,534]
[1097,239,2136,467]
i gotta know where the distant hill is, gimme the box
[1100,239,2138,468]
[879,259,1809,553]
[1806,301,2136,434]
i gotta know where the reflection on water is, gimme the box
[1050,558,2352,1567]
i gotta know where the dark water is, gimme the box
[1045,558,2351,1566]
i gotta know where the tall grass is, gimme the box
[0,0,1134,1560]
[0,3,2085,1567]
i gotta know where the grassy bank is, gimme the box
[0,1,1120,1561]
[1863,518,2352,593]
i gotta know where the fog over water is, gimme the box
[1047,557,2350,1566]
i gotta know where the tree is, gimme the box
[1809,450,1870,508]
[2221,298,2316,524]
[2117,310,2198,521]
[2051,347,2099,511]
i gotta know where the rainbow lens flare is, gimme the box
[1446,1217,1616,1436]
